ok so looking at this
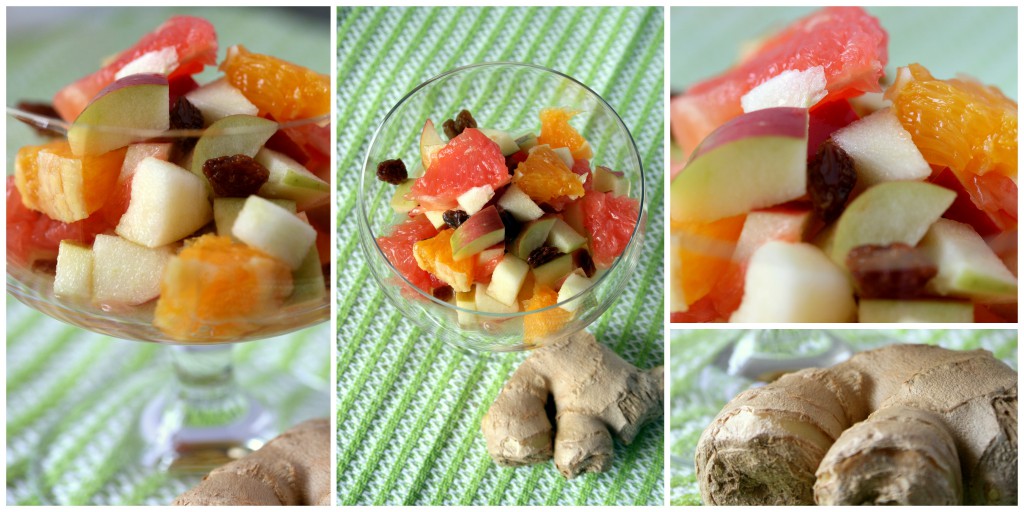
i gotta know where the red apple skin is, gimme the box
[688,107,808,162]
[89,73,169,107]
[807,99,859,160]
[450,205,505,258]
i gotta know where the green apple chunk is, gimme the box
[546,218,587,254]
[486,255,530,306]
[289,247,326,305]
[54,241,93,300]
[116,157,213,248]
[190,114,278,181]
[390,179,418,214]
[214,197,295,239]
[479,128,519,156]
[831,108,931,189]
[450,205,505,261]
[424,210,446,229]
[551,147,575,169]
[456,185,494,215]
[731,241,855,322]
[456,289,478,326]
[671,107,808,223]
[918,218,1017,301]
[515,132,538,152]
[592,166,630,196]
[557,271,594,312]
[92,234,173,306]
[232,196,317,270]
[475,282,519,314]
[183,78,259,125]
[533,253,574,288]
[510,218,556,260]
[255,148,330,210]
[68,74,170,157]
[420,119,445,170]
[497,184,543,222]
[831,181,955,267]
[858,299,973,323]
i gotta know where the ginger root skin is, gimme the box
[695,344,1017,506]
[481,331,663,478]
[172,418,331,506]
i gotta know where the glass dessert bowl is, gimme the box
[358,62,646,352]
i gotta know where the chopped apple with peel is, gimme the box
[16,141,125,222]
[232,195,317,270]
[858,299,974,323]
[671,107,809,223]
[740,67,827,113]
[67,74,170,157]
[190,114,277,180]
[456,290,478,326]
[478,128,520,156]
[424,210,446,229]
[830,108,931,188]
[213,197,295,239]
[533,253,574,288]
[496,184,544,222]
[183,77,259,124]
[255,148,330,210]
[546,218,587,253]
[731,241,856,322]
[92,234,174,306]
[390,180,418,214]
[557,271,594,312]
[450,205,505,261]
[830,181,955,267]
[120,142,174,181]
[510,218,556,260]
[917,218,1017,301]
[485,255,530,306]
[456,185,494,215]
[420,118,445,170]
[475,282,519,314]
[289,247,326,305]
[54,241,94,300]
[550,146,575,169]
[116,157,212,248]
[475,243,506,284]
[592,166,629,196]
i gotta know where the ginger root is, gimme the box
[481,331,663,478]
[173,418,331,506]
[695,344,1017,506]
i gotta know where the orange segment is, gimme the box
[522,283,570,344]
[15,140,125,222]
[154,234,293,341]
[219,44,330,122]
[412,229,476,292]
[672,214,746,306]
[512,146,586,205]
[537,107,592,160]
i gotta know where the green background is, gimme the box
[336,6,665,505]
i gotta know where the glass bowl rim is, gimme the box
[357,61,646,319]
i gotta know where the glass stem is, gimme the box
[168,345,248,427]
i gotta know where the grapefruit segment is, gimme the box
[581,191,641,268]
[410,128,509,211]
[376,215,442,293]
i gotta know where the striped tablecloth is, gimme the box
[336,7,665,505]
[6,7,330,505]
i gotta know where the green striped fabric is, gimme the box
[336,7,665,505]
[6,7,330,505]
[670,329,1018,505]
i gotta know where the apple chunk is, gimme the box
[830,108,931,188]
[190,114,278,183]
[232,195,317,270]
[918,218,1017,301]
[486,255,530,306]
[740,66,827,113]
[116,157,213,248]
[858,299,973,323]
[510,218,556,260]
[68,74,170,157]
[54,241,94,300]
[255,148,330,210]
[420,119,445,170]
[497,184,543,222]
[183,78,259,124]
[450,205,505,261]
[671,107,808,223]
[92,234,174,306]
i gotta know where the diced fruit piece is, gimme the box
[831,181,955,266]
[411,128,509,211]
[53,16,217,122]
[214,197,295,239]
[671,107,809,223]
[154,234,293,341]
[479,128,520,156]
[917,219,1017,301]
[858,299,974,323]
[546,218,587,254]
[496,184,543,222]
[671,214,746,310]
[116,157,212,247]
[536,107,592,160]
[232,195,317,270]
[289,246,325,305]
[190,114,278,182]
[420,118,445,170]
[740,66,827,112]
[475,244,505,284]
[456,185,495,215]
[54,241,93,300]
[670,295,724,323]
[413,229,475,292]
[486,255,530,306]
[450,205,505,261]
[424,210,446,229]
[254,147,330,210]
[522,283,570,344]
[92,234,173,306]
[515,132,539,152]
[376,216,440,293]
[532,253,573,287]
[16,140,125,222]
[592,166,629,196]
[512,145,585,205]
[551,147,575,169]
[571,159,594,192]
[557,271,594,313]
[475,282,518,314]
[581,191,641,267]
[807,99,860,160]
[456,289,477,326]
[730,241,855,322]
[390,179,418,214]
[219,44,329,122]
[119,142,174,182]
[830,108,931,188]
[68,74,170,157]
[670,7,887,155]
[930,168,1003,237]
[510,218,556,260]
[183,78,259,124]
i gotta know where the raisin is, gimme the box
[455,109,477,132]
[845,243,938,299]
[575,249,596,277]
[498,208,521,246]
[442,209,469,229]
[14,101,63,137]
[170,97,204,153]
[376,158,407,185]
[442,119,459,139]
[202,154,270,197]
[432,285,454,302]
[528,246,563,267]
[807,139,857,223]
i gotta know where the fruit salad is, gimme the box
[669,7,1017,323]
[7,16,331,341]
[374,108,640,343]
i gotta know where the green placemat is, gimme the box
[5,7,330,506]
[669,329,1018,506]
[336,6,665,506]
